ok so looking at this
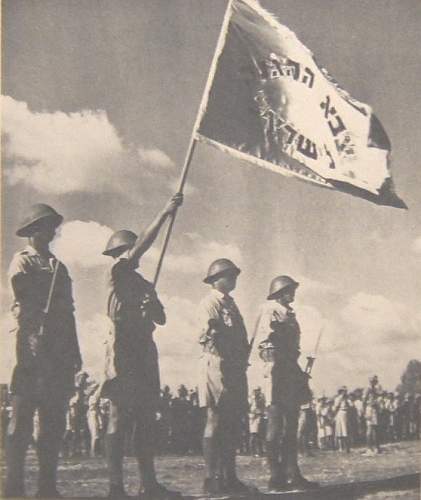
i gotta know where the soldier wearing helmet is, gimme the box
[198,258,256,495]
[100,193,182,500]
[4,204,82,498]
[252,275,318,491]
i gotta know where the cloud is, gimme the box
[308,292,421,394]
[2,95,175,198]
[341,292,405,333]
[0,312,19,384]
[77,314,111,382]
[144,233,243,277]
[412,236,421,254]
[52,220,114,268]
[155,295,202,389]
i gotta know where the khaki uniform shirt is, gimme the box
[8,245,81,394]
[198,288,249,410]
[253,301,309,407]
[101,258,164,408]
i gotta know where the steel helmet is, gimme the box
[203,258,241,284]
[103,230,137,256]
[267,275,299,300]
[16,204,63,237]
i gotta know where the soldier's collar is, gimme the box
[272,301,292,314]
[23,245,55,260]
[211,287,231,300]
[23,244,54,258]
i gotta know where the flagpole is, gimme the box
[153,0,234,286]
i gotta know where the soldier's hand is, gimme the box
[164,193,183,216]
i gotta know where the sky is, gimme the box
[2,0,421,396]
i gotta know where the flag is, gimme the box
[195,0,406,209]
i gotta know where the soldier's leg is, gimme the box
[134,406,180,499]
[105,400,130,497]
[36,395,67,496]
[134,407,157,491]
[219,406,256,494]
[202,407,224,493]
[266,404,285,488]
[284,405,318,489]
[249,432,258,456]
[4,394,36,497]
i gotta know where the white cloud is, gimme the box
[2,95,175,198]
[144,233,243,277]
[341,292,404,333]
[77,314,111,382]
[0,312,18,384]
[155,295,202,389]
[137,147,173,170]
[51,220,113,268]
[412,236,421,254]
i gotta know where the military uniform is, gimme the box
[198,288,249,413]
[5,245,81,496]
[101,257,165,493]
[198,260,253,494]
[254,296,315,489]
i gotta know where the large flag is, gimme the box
[195,0,406,208]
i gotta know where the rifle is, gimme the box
[304,326,323,375]
[38,258,60,337]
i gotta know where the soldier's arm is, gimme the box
[141,288,166,325]
[9,256,44,331]
[198,298,223,354]
[60,264,82,371]
[126,193,183,267]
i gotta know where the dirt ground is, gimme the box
[1,441,420,499]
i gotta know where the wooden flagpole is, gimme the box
[153,0,234,286]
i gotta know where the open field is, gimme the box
[1,441,420,499]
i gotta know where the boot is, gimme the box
[202,476,225,496]
[140,482,181,499]
[107,483,130,499]
[266,440,286,491]
[4,436,26,498]
[287,472,319,490]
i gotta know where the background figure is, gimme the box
[72,372,90,457]
[297,403,313,456]
[87,384,102,458]
[353,390,366,445]
[249,388,266,457]
[62,397,77,459]
[333,387,350,453]
[365,393,381,453]
[170,385,191,455]
[188,390,204,455]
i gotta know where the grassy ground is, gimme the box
[0,441,420,499]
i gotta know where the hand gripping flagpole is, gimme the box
[153,0,234,286]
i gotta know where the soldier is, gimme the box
[255,275,318,491]
[4,203,82,498]
[248,387,266,457]
[198,258,254,495]
[100,193,182,499]
[333,387,350,452]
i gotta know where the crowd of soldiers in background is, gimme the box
[1,375,420,460]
